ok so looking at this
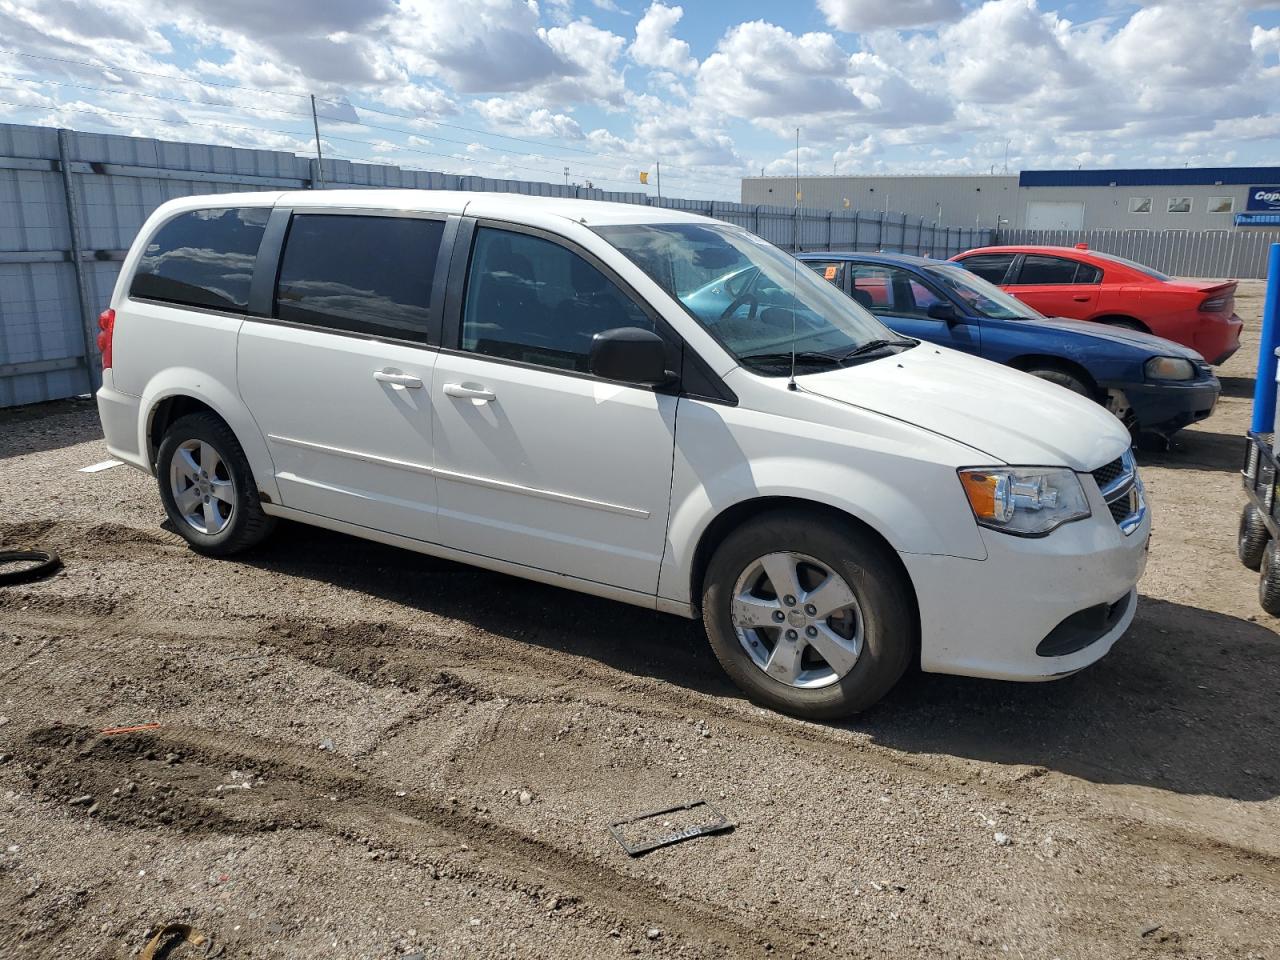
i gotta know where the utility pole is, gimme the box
[656,161,662,203]
[563,166,570,187]
[309,94,325,189]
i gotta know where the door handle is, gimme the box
[373,370,424,389]
[1071,295,1090,302]
[443,382,496,402]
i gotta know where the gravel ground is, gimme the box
[1,284,1277,960]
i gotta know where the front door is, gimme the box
[1003,253,1100,319]
[237,211,450,541]
[431,222,678,595]
[847,262,980,354]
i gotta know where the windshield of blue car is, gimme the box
[923,263,1044,321]
[593,222,904,375]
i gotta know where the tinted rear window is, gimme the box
[130,207,269,311]
[275,214,445,341]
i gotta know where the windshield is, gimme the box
[593,222,903,375]
[924,263,1043,321]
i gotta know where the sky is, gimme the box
[0,0,1278,201]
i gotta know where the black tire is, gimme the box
[1026,367,1092,398]
[701,509,916,719]
[0,548,62,586]
[156,412,275,556]
[1261,541,1280,616]
[1238,503,1270,571]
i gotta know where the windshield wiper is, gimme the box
[739,351,842,369]
[839,338,916,361]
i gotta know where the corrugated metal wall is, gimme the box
[996,228,1280,281]
[0,122,992,408]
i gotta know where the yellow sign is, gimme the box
[639,171,649,184]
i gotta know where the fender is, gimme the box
[656,397,989,608]
[138,367,281,505]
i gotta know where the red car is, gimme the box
[950,245,1243,365]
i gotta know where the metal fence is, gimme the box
[0,121,992,409]
[995,227,1280,280]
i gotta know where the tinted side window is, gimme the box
[461,227,653,374]
[1075,263,1102,284]
[957,254,1015,284]
[275,214,444,342]
[131,207,268,311]
[1018,255,1080,284]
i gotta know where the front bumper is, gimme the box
[1117,376,1220,437]
[900,478,1151,681]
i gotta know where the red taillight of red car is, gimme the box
[96,308,115,369]
[1199,295,1230,312]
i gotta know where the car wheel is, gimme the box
[1026,367,1092,398]
[701,509,915,719]
[1238,503,1271,571]
[156,412,275,556]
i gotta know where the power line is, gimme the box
[0,46,746,188]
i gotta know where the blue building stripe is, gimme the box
[1019,168,1280,188]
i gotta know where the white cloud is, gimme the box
[817,0,963,31]
[630,3,697,75]
[475,94,585,139]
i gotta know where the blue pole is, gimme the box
[1252,243,1280,433]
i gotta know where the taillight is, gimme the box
[96,308,115,369]
[1200,295,1229,312]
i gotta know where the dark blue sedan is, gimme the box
[797,252,1220,438]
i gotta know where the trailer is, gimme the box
[1238,433,1280,612]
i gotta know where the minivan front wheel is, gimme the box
[702,510,915,719]
[156,412,275,556]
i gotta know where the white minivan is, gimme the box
[96,190,1149,718]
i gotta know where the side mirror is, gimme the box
[589,327,673,386]
[927,301,959,323]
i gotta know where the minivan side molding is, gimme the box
[266,432,651,519]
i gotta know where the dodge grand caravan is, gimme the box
[96,191,1150,718]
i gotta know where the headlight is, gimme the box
[1145,356,1195,381]
[958,467,1091,536]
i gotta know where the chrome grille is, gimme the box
[1090,449,1145,535]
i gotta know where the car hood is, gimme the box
[800,344,1131,470]
[1010,315,1205,360]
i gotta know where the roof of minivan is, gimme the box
[254,189,719,227]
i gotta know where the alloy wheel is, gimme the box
[169,439,235,535]
[730,551,864,689]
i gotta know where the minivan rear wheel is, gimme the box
[156,412,275,556]
[702,510,915,719]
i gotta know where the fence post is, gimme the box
[876,212,884,251]
[827,211,833,251]
[56,128,100,392]
[754,204,761,235]
[852,212,860,251]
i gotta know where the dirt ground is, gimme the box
[1,285,1277,960]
